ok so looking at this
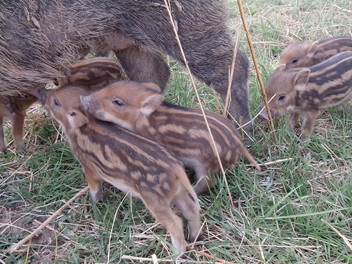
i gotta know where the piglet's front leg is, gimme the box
[300,110,321,141]
[288,112,300,131]
[84,168,104,203]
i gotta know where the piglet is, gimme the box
[262,51,352,140]
[80,81,260,195]
[37,85,202,253]
[279,36,352,70]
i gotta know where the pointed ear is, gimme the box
[67,109,89,128]
[294,69,310,92]
[140,94,164,116]
[142,82,162,93]
[306,41,318,58]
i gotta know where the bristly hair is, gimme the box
[0,0,229,96]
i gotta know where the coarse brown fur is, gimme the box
[37,85,202,253]
[0,0,252,132]
[81,81,260,194]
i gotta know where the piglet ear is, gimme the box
[140,94,164,116]
[142,82,162,93]
[294,69,310,92]
[307,41,318,58]
[68,110,89,128]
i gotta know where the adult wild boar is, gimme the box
[0,0,252,132]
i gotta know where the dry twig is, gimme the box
[194,249,236,264]
[8,186,89,253]
[256,227,266,263]
[106,192,130,264]
[162,0,235,209]
[322,219,352,252]
[236,0,277,144]
[224,31,240,117]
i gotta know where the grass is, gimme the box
[1,0,352,263]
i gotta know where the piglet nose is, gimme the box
[37,88,48,104]
[258,108,270,122]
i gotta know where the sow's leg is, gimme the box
[116,1,252,133]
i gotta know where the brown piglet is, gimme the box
[80,81,260,195]
[263,51,352,140]
[279,36,352,70]
[37,85,202,253]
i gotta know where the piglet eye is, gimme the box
[276,94,287,104]
[290,58,298,64]
[53,97,60,106]
[113,98,124,107]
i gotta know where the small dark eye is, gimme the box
[53,97,60,106]
[113,98,124,107]
[290,58,298,64]
[277,94,287,103]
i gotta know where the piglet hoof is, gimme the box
[300,134,311,142]
[189,228,204,244]
[193,183,209,196]
[90,189,104,203]
[1,147,8,155]
[185,246,193,252]
[16,144,27,154]
[191,233,204,242]
[337,99,350,111]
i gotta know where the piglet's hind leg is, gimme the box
[174,188,202,243]
[142,196,188,253]
[193,167,216,195]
